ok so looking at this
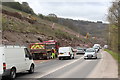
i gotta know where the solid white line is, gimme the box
[36,56,84,78]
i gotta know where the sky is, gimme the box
[14,0,113,23]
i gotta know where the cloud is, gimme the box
[2,0,15,2]
[18,0,113,3]
[16,0,112,22]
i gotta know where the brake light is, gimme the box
[3,63,6,70]
[69,52,70,55]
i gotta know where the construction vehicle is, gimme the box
[29,40,59,60]
[43,40,59,58]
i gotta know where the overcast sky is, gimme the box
[15,0,113,23]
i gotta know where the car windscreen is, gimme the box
[86,49,95,52]
[93,46,99,49]
[77,49,83,51]
[46,44,55,49]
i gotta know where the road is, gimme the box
[16,49,118,79]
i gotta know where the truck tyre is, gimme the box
[9,68,16,79]
[69,56,71,59]
[59,57,61,60]
[29,64,34,74]
[47,56,50,60]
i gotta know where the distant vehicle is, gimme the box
[84,48,97,59]
[73,48,77,52]
[58,47,75,60]
[93,44,101,52]
[83,47,87,52]
[0,45,35,79]
[76,48,85,54]
[93,46,99,52]
[104,45,108,49]
[93,44,102,49]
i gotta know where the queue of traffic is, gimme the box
[0,40,102,80]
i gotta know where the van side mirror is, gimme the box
[29,55,33,60]
[84,49,86,52]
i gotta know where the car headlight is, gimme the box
[84,54,87,57]
[93,54,96,56]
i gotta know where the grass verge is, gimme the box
[104,49,120,63]
[104,49,120,77]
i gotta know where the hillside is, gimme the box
[39,14,108,38]
[1,4,89,47]
[1,2,107,47]
[57,18,108,38]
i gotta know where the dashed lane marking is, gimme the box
[35,56,84,78]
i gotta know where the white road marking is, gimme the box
[36,56,84,78]
[58,59,89,78]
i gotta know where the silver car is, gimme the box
[84,48,97,59]
[76,48,85,54]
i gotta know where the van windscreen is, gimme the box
[59,47,70,52]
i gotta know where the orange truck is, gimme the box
[29,40,59,60]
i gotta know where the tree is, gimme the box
[2,2,35,15]
[21,2,35,15]
[107,0,120,52]
[2,2,22,10]
[48,13,57,18]
[38,14,44,19]
[107,0,119,26]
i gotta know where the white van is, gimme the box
[93,44,102,49]
[58,47,75,60]
[0,45,35,79]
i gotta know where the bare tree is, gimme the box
[107,0,120,25]
[107,0,120,52]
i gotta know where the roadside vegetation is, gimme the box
[104,49,120,62]
[107,0,119,53]
[107,0,120,76]
[2,2,35,15]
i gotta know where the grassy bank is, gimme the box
[104,49,120,63]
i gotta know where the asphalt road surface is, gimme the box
[16,49,118,79]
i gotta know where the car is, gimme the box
[58,47,75,60]
[76,48,85,54]
[93,44,102,49]
[83,48,87,51]
[93,46,99,52]
[104,45,108,49]
[84,48,97,59]
[0,45,35,79]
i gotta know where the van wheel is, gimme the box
[10,68,16,79]
[72,55,75,59]
[29,64,34,74]
[84,58,87,60]
[72,56,74,59]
